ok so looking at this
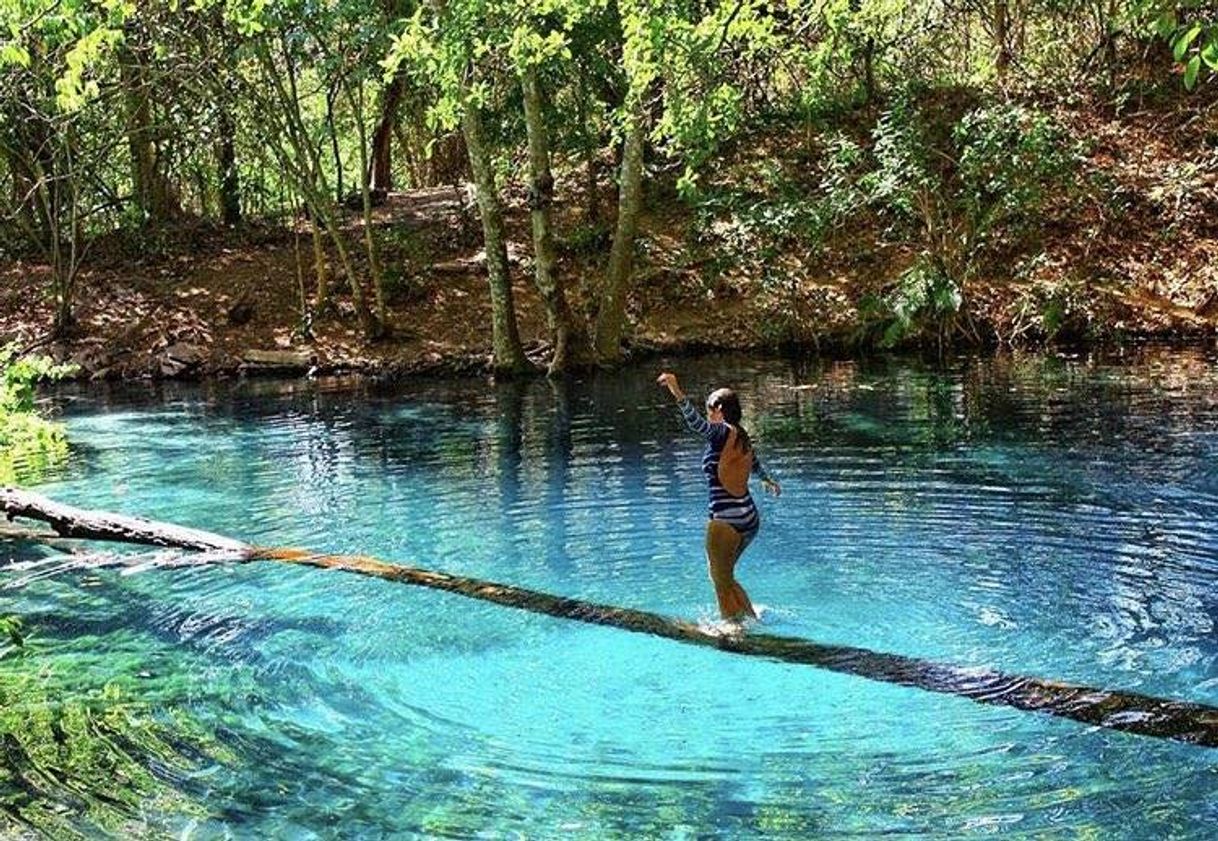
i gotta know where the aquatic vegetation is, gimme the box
[0,611,249,837]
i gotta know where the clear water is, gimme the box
[4,350,1218,837]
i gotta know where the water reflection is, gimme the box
[5,347,1218,836]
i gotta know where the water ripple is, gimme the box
[4,350,1218,836]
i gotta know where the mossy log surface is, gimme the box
[4,487,1217,748]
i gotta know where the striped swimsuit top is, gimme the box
[678,396,774,535]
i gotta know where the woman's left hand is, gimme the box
[656,372,685,401]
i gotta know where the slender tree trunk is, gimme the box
[265,41,378,339]
[5,127,43,243]
[349,79,389,332]
[521,65,589,373]
[864,36,876,101]
[311,222,331,309]
[369,71,406,192]
[995,0,1012,80]
[217,102,241,225]
[461,101,531,375]
[119,39,176,224]
[594,98,646,365]
[25,134,65,336]
[50,132,81,339]
[1103,0,1118,88]
[326,81,344,204]
[120,48,157,222]
[419,0,527,372]
[292,195,312,339]
[576,77,600,225]
[316,200,376,338]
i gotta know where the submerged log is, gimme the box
[3,488,1217,748]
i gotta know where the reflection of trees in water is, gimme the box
[542,378,573,571]
[492,379,525,507]
[43,352,1218,674]
[15,350,1218,833]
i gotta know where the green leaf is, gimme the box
[1184,54,1201,89]
[1173,23,1201,61]
[1202,39,1218,70]
[0,43,29,67]
[1155,11,1177,39]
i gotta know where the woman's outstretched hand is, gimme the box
[657,372,685,401]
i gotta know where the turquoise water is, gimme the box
[4,351,1218,837]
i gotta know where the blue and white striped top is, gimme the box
[678,396,774,534]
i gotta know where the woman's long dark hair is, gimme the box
[707,388,751,452]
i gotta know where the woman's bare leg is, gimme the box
[731,580,756,620]
[705,521,756,620]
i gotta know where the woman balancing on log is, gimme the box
[658,372,781,623]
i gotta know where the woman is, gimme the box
[658,371,781,621]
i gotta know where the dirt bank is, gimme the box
[2,94,1216,382]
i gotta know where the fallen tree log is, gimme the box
[3,487,1217,748]
[0,488,247,553]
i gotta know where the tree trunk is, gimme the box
[119,39,177,225]
[262,41,379,340]
[368,71,406,192]
[576,78,600,225]
[7,488,1218,749]
[594,97,646,365]
[3,133,41,241]
[349,79,389,331]
[1103,0,1119,88]
[325,81,344,204]
[311,221,331,310]
[0,489,247,552]
[38,128,80,340]
[217,103,241,225]
[461,102,532,375]
[316,200,378,339]
[521,66,590,374]
[864,36,876,102]
[292,199,312,339]
[995,0,1012,80]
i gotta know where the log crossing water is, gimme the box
[5,488,1215,748]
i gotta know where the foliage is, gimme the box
[851,97,1077,346]
[559,219,611,255]
[0,614,26,657]
[0,0,1212,355]
[680,95,1078,349]
[1145,0,1218,89]
[0,345,76,484]
[0,663,229,835]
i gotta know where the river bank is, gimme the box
[2,93,1216,383]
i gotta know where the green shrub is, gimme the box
[0,345,76,484]
[852,97,1077,346]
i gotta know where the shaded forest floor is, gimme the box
[2,90,1217,381]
